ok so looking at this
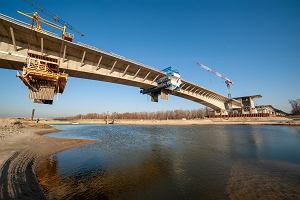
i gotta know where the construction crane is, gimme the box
[196,62,233,98]
[19,0,84,41]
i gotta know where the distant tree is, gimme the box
[289,99,300,115]
[53,108,208,121]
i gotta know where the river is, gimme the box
[36,125,300,200]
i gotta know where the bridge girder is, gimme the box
[0,13,242,111]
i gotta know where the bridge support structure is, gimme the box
[0,13,243,111]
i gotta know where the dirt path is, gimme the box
[0,119,95,200]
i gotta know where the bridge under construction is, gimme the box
[0,12,260,115]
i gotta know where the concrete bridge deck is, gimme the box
[0,13,242,111]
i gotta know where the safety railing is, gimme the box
[0,13,59,38]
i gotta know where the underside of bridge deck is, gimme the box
[0,13,242,112]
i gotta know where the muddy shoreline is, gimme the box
[0,120,95,200]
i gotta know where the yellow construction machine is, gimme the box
[18,53,68,104]
[16,10,71,104]
[15,3,85,104]
[16,0,84,104]
[17,10,74,42]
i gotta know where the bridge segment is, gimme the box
[0,13,242,112]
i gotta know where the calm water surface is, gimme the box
[37,125,300,200]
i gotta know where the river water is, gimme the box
[36,125,300,200]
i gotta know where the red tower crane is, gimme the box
[196,62,233,98]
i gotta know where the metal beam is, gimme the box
[200,91,206,96]
[96,56,103,70]
[40,37,43,54]
[133,68,141,79]
[143,72,151,81]
[151,74,160,83]
[208,93,215,98]
[210,94,217,99]
[122,64,130,76]
[181,83,186,88]
[214,96,220,101]
[110,60,117,74]
[219,96,225,101]
[205,92,211,97]
[206,93,213,98]
[203,92,210,98]
[80,51,86,67]
[9,27,16,51]
[189,87,195,93]
[185,85,191,91]
[201,90,207,95]
[62,45,67,62]
[216,96,222,101]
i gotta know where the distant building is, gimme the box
[232,95,262,114]
[209,94,287,117]
[256,105,287,116]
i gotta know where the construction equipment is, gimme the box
[141,67,181,102]
[15,2,79,104]
[196,62,233,98]
[17,10,74,42]
[23,0,84,36]
[17,53,68,104]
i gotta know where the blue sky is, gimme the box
[0,0,299,118]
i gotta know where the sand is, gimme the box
[0,119,95,200]
[43,116,300,126]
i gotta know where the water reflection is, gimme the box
[37,142,176,199]
[38,125,300,199]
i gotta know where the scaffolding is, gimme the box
[18,53,68,104]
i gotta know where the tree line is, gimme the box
[53,99,300,121]
[54,108,210,121]
[289,99,300,115]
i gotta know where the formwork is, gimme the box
[18,53,68,104]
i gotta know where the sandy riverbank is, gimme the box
[43,117,300,126]
[0,119,96,200]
